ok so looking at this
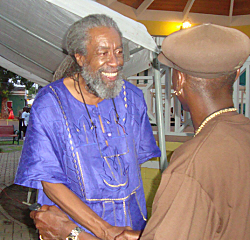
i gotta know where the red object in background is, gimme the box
[8,110,14,119]
[7,101,14,119]
[7,101,12,108]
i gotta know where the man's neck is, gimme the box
[189,96,234,131]
[63,75,103,106]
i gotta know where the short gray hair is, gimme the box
[186,71,237,95]
[53,14,122,81]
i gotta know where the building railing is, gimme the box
[233,57,250,118]
[127,56,250,137]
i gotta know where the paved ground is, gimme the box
[0,151,38,240]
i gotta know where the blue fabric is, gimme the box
[15,79,161,232]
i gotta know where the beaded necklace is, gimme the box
[194,107,237,137]
[77,80,120,129]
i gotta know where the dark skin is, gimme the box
[30,205,138,240]
[31,205,80,240]
[31,65,240,239]
[40,26,130,240]
[64,26,124,106]
[171,69,240,131]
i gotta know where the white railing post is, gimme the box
[233,73,240,112]
[245,60,250,118]
[234,56,250,118]
[164,66,172,133]
[153,53,168,171]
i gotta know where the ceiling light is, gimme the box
[182,20,192,29]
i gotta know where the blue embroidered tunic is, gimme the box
[15,79,161,232]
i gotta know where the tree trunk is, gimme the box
[1,97,9,119]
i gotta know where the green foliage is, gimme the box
[0,140,23,146]
[28,86,37,95]
[0,140,23,152]
[0,66,35,99]
[1,89,10,98]
[18,78,34,90]
[0,68,15,98]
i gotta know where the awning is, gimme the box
[0,0,159,86]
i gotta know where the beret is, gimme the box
[158,23,250,78]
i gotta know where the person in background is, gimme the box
[15,14,161,240]
[22,106,28,140]
[24,107,30,128]
[31,23,250,240]
[7,106,14,119]
[21,106,29,140]
[18,107,24,139]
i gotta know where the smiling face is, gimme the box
[77,26,124,99]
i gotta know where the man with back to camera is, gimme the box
[15,14,161,240]
[31,23,250,240]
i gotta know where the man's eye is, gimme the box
[116,50,123,55]
[99,52,108,56]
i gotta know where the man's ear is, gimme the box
[74,53,85,67]
[177,70,185,91]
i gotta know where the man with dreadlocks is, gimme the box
[15,14,161,240]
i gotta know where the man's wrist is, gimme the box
[63,222,79,240]
[66,226,84,240]
[98,221,112,240]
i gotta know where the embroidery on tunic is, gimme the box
[50,85,143,202]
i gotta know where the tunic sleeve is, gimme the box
[137,98,161,164]
[15,98,67,190]
[141,173,220,240]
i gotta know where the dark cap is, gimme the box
[158,23,250,78]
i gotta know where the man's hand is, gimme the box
[30,205,77,240]
[114,230,141,240]
[30,204,137,240]
[104,226,133,240]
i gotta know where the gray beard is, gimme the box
[80,65,123,99]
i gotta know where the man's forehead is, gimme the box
[88,26,122,45]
